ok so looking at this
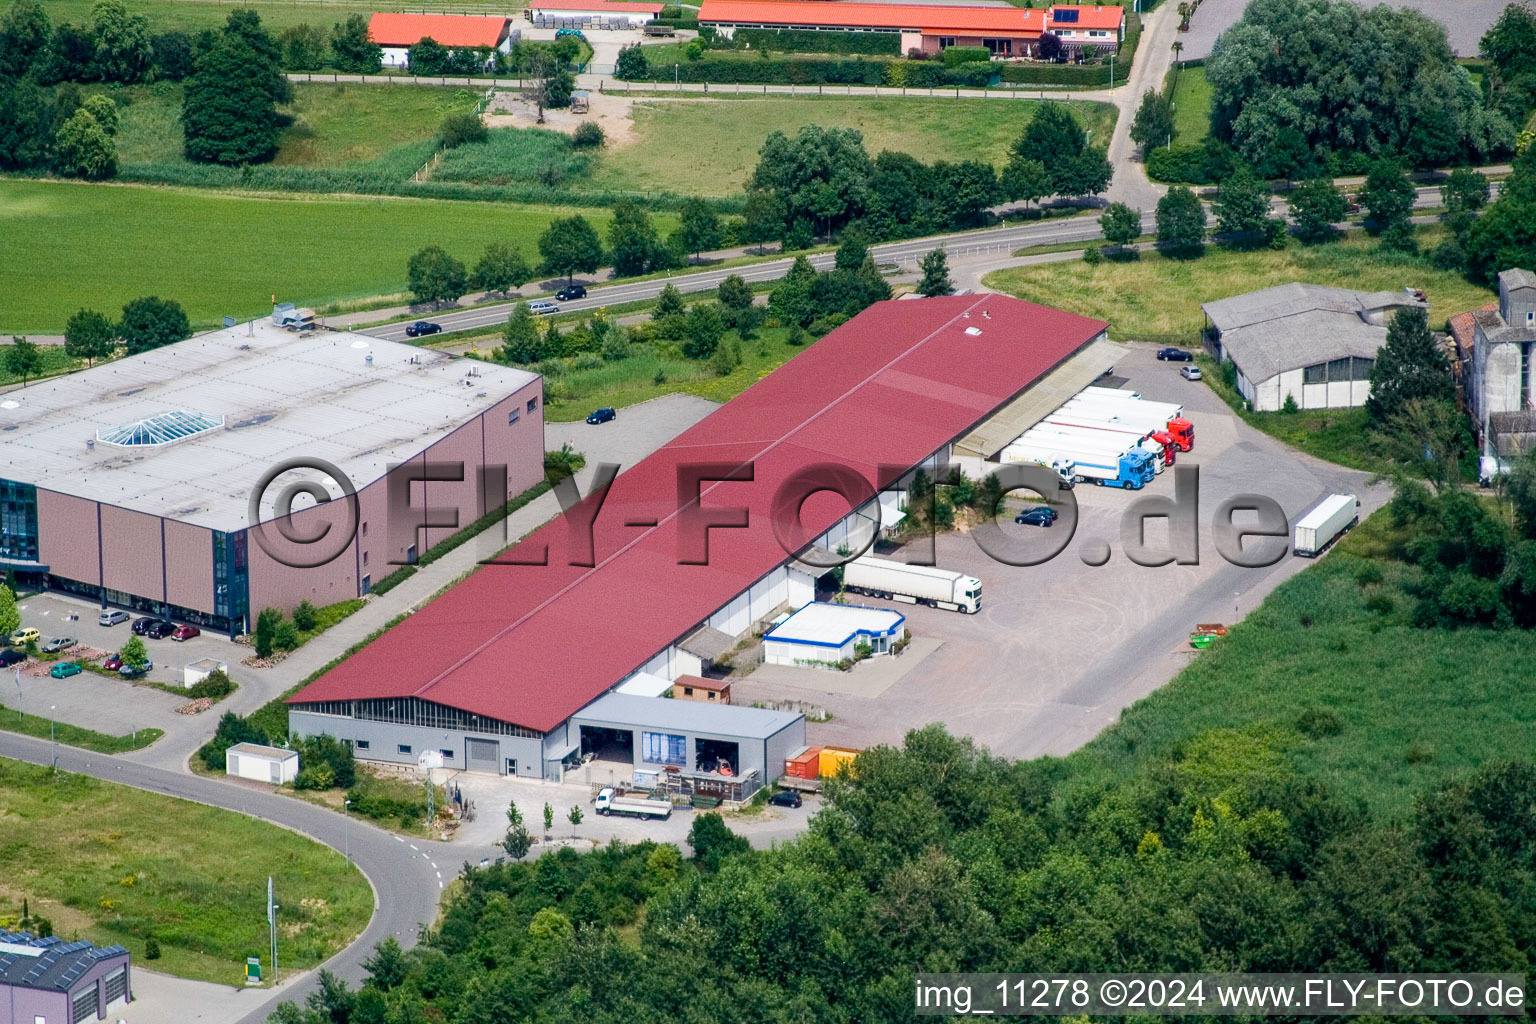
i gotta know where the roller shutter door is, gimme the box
[104,966,128,1005]
[466,738,499,774]
[71,985,98,1023]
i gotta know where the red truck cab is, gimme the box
[1164,417,1195,452]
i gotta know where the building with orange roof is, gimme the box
[367,13,514,68]
[696,1,1123,58]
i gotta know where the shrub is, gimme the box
[197,711,267,772]
[272,619,300,652]
[438,111,489,149]
[185,669,235,700]
[291,599,318,632]
[572,121,604,148]
[729,28,899,55]
[253,607,282,659]
[144,937,160,960]
[292,733,356,790]
[1082,244,1104,265]
[942,46,990,67]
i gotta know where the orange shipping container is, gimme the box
[818,747,859,778]
[785,747,823,779]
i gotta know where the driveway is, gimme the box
[732,343,1389,760]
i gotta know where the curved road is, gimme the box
[0,731,449,1024]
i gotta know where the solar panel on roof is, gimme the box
[1054,8,1078,20]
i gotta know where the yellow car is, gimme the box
[10,628,40,647]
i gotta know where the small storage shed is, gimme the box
[226,742,299,785]
[763,602,906,667]
[673,675,731,704]
[183,657,228,689]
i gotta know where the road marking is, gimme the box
[394,835,404,842]
[408,844,417,851]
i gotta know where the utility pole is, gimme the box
[49,706,56,768]
[267,877,278,986]
[344,799,352,866]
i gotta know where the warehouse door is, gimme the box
[104,967,128,1006]
[466,738,499,774]
[71,985,98,1023]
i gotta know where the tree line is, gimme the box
[739,106,1111,249]
[3,295,190,388]
[262,723,1536,1024]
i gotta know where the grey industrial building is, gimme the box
[1457,269,1536,465]
[0,932,131,1024]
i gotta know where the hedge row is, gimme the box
[727,28,900,56]
[620,56,995,87]
[110,162,745,212]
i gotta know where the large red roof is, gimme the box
[290,296,1107,732]
[367,13,510,48]
[698,0,1045,35]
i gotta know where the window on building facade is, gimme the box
[641,731,687,766]
[356,739,370,749]
[398,744,412,755]
[1302,357,1374,385]
[938,36,955,47]
[441,749,454,760]
[527,397,538,413]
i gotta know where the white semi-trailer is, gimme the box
[1293,494,1360,557]
[1057,396,1196,451]
[1062,393,1186,424]
[1024,423,1169,471]
[842,556,982,613]
[1003,439,1157,489]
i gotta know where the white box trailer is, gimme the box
[842,556,981,613]
[1023,423,1167,472]
[1003,439,1156,489]
[1062,393,1185,424]
[1038,414,1174,465]
[1293,493,1359,557]
[1083,385,1142,401]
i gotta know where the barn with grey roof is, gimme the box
[1201,283,1426,411]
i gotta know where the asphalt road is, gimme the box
[0,731,447,1024]
[364,183,1460,344]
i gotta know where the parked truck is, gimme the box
[595,787,673,819]
[1059,395,1195,452]
[842,556,981,613]
[1025,422,1171,471]
[1039,412,1176,465]
[1003,440,1156,489]
[1293,493,1359,557]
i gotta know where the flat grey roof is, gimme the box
[572,691,802,740]
[0,321,537,530]
[227,741,298,761]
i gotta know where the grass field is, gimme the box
[1068,518,1536,816]
[111,81,477,168]
[0,708,162,753]
[464,323,813,420]
[1168,64,1210,145]
[0,179,672,333]
[38,0,508,33]
[582,97,1117,194]
[982,229,1494,343]
[0,757,371,983]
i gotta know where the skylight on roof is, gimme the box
[96,411,224,447]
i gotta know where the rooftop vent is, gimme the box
[96,410,224,448]
[964,326,983,336]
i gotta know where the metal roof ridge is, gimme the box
[404,296,991,704]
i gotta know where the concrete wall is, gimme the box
[35,489,100,585]
[164,519,215,614]
[289,710,549,779]
[1499,279,1536,328]
[1247,369,1369,412]
[249,386,545,616]
[1471,336,1525,422]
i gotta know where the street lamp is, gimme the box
[344,798,352,866]
[49,705,56,768]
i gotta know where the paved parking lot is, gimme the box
[0,592,251,734]
[734,344,1389,760]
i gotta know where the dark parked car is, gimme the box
[131,617,157,635]
[405,321,441,338]
[586,407,616,425]
[1156,347,1194,362]
[0,649,26,667]
[146,620,176,639]
[1015,506,1060,528]
[768,790,803,808]
[556,284,587,301]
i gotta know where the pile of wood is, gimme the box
[175,697,214,715]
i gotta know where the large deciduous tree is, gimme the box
[1213,167,1275,243]
[1099,202,1140,254]
[117,296,189,354]
[91,0,152,83]
[1008,103,1111,200]
[0,0,52,79]
[1130,89,1174,150]
[537,215,603,284]
[64,308,116,366]
[672,198,722,263]
[1206,0,1513,176]
[748,124,873,239]
[53,107,116,179]
[182,34,282,164]
[470,243,531,297]
[607,200,668,276]
[406,246,468,308]
[1155,186,1205,257]
[3,337,42,387]
[916,248,953,297]
[329,15,381,73]
[1287,176,1347,242]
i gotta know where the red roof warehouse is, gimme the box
[697,1,1125,57]
[289,296,1108,779]
[367,13,513,66]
